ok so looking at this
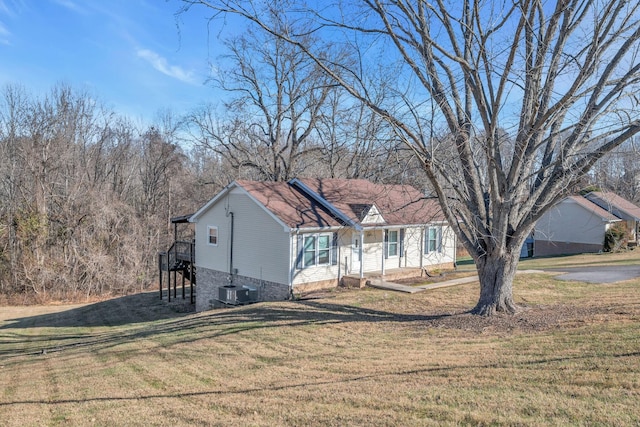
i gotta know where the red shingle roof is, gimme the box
[298,178,444,226]
[236,180,341,229]
[236,178,444,229]
[586,192,640,221]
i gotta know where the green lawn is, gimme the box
[1,251,639,426]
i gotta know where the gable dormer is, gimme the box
[361,204,385,224]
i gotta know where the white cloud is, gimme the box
[51,0,85,14]
[0,1,11,16]
[0,21,10,45]
[137,48,197,85]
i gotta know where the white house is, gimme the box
[533,195,621,256]
[189,178,456,312]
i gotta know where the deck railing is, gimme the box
[159,240,195,304]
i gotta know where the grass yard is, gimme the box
[517,249,640,270]
[1,251,639,426]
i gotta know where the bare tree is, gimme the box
[0,84,198,301]
[314,89,398,180]
[0,84,30,294]
[591,136,640,202]
[186,17,337,181]
[180,0,640,315]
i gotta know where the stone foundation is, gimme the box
[196,267,289,312]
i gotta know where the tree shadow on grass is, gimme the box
[0,292,455,362]
[0,291,193,329]
[1,348,638,409]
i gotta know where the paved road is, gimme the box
[547,265,640,284]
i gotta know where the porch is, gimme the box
[341,263,454,288]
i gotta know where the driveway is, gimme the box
[546,265,640,284]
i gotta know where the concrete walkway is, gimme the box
[367,270,545,293]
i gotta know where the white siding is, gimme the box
[402,227,424,268]
[424,225,456,266]
[194,198,230,273]
[363,230,384,272]
[194,187,290,285]
[535,200,607,246]
[362,205,385,224]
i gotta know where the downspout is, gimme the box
[226,211,234,285]
[289,229,297,299]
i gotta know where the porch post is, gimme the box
[190,240,194,305]
[182,268,186,300]
[336,230,341,286]
[420,226,424,270]
[381,229,386,276]
[359,230,364,280]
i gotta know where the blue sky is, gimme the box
[0,0,225,122]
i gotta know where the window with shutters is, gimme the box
[425,226,442,253]
[299,233,337,268]
[387,230,399,257]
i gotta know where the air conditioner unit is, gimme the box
[218,285,250,305]
[242,285,258,302]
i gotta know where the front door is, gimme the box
[351,233,361,274]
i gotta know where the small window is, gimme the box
[387,230,399,257]
[425,226,442,253]
[208,226,218,246]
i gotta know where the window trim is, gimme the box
[425,226,442,254]
[207,226,218,246]
[387,229,399,258]
[303,235,317,267]
[300,232,335,268]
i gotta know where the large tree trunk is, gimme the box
[472,249,521,316]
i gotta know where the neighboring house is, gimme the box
[532,195,627,257]
[188,178,456,312]
[585,191,640,246]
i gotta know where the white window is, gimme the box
[303,235,317,267]
[387,230,399,257]
[208,226,218,246]
[425,226,442,253]
[318,235,331,264]
[301,233,334,268]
